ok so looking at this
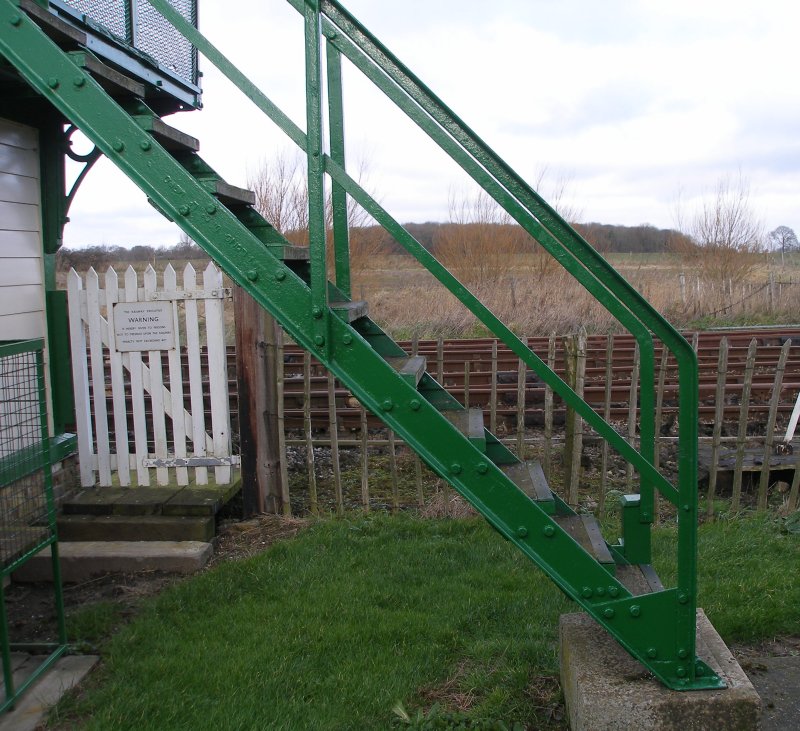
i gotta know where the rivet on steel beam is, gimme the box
[47,77,59,89]
[647,648,658,659]
[381,399,394,412]
[274,270,286,281]
[206,203,217,215]
[595,587,606,597]
[682,504,691,512]
[450,463,462,475]
[342,333,352,345]
[140,140,152,151]
[314,335,325,347]
[112,140,124,152]
[10,14,22,26]
[409,399,421,411]
[178,204,190,216]
[476,462,488,474]
[678,593,689,605]
[603,608,615,619]
[629,605,641,618]
[695,662,705,677]
[516,526,528,538]
[678,648,689,659]
[312,305,323,319]
[676,666,687,678]
[73,76,86,88]
[581,587,593,599]
[608,587,619,598]
[542,525,555,537]
[246,270,258,282]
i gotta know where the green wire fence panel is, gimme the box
[0,340,66,713]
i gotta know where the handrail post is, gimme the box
[304,0,330,353]
[326,39,351,298]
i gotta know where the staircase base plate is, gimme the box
[559,610,760,731]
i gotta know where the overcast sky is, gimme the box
[63,0,799,248]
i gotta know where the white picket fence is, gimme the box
[67,262,237,487]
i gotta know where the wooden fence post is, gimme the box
[234,286,284,516]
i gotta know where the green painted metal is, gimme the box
[0,0,718,690]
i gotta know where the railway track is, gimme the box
[88,326,800,434]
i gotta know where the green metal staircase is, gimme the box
[0,0,723,691]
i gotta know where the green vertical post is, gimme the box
[304,0,329,352]
[326,40,351,298]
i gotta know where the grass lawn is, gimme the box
[51,512,800,730]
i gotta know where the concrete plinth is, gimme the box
[12,541,213,582]
[560,610,761,731]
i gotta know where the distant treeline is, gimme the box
[57,221,690,268]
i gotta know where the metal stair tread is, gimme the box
[330,300,369,322]
[442,408,485,441]
[20,0,87,47]
[201,179,256,207]
[67,50,145,97]
[385,355,426,385]
[500,460,554,511]
[555,514,614,565]
[135,115,200,152]
[615,563,664,595]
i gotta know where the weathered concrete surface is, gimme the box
[0,655,98,731]
[12,540,213,582]
[744,655,800,730]
[560,610,761,730]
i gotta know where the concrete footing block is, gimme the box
[559,610,761,730]
[12,541,213,582]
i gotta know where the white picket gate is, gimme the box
[67,262,238,487]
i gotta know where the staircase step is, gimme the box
[67,51,145,98]
[330,300,369,322]
[134,115,200,152]
[442,408,486,452]
[501,460,555,514]
[21,0,87,47]
[386,355,426,387]
[555,514,614,566]
[58,514,214,542]
[615,563,664,595]
[202,180,256,207]
[12,541,213,583]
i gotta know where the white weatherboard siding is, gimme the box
[0,118,52,432]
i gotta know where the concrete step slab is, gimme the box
[12,541,213,583]
[559,609,761,730]
[0,655,98,731]
[58,514,215,542]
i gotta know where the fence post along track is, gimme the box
[0,340,67,712]
[67,263,237,488]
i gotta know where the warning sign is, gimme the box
[113,301,176,352]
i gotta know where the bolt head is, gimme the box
[516,526,528,538]
[629,605,641,618]
[178,204,190,216]
[595,587,606,597]
[543,525,555,537]
[678,648,689,659]
[647,648,658,659]
[314,335,325,347]
[608,587,619,598]
[603,608,615,619]
[381,399,394,412]
[112,140,124,152]
[73,76,86,88]
[409,399,421,411]
[450,463,462,475]
[274,269,286,281]
[206,203,218,215]
[342,333,352,345]
[10,14,22,26]
[678,593,689,605]
[246,269,258,282]
[312,305,323,319]
[676,666,687,678]
[476,462,488,474]
[140,140,152,151]
[47,77,59,89]
[581,587,593,599]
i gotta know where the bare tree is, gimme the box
[673,174,764,294]
[769,225,799,266]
